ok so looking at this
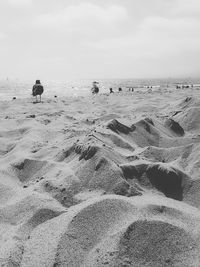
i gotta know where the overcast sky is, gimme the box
[0,0,200,80]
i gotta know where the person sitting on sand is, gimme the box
[110,88,114,93]
[118,87,122,92]
[91,81,99,94]
[32,80,44,103]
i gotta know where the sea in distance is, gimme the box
[0,77,200,101]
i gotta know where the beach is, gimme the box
[1,87,200,266]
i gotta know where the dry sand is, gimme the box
[1,88,200,266]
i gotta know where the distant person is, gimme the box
[110,88,114,93]
[118,87,122,92]
[91,81,99,94]
[32,80,44,102]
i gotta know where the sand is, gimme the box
[1,87,200,266]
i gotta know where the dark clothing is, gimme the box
[32,84,44,96]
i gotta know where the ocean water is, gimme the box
[0,78,200,100]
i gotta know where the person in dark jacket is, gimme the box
[32,80,44,102]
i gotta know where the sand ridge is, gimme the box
[1,88,200,266]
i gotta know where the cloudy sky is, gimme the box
[0,0,200,80]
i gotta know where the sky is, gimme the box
[0,0,200,80]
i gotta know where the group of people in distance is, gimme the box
[91,81,123,95]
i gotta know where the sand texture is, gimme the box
[1,88,200,266]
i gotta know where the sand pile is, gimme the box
[1,87,200,266]
[21,195,200,267]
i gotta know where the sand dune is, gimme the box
[20,195,200,267]
[1,88,200,266]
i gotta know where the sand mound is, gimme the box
[139,145,190,163]
[106,119,134,134]
[55,144,76,162]
[20,195,200,267]
[178,143,200,179]
[75,143,99,160]
[178,96,197,109]
[121,161,191,200]
[95,131,135,151]
[126,118,160,147]
[40,173,82,208]
[88,220,199,267]
[146,164,187,200]
[164,118,185,136]
[105,118,164,148]
[0,192,65,266]
[0,192,64,225]
[175,107,200,131]
[12,158,53,184]
[121,117,189,148]
[49,134,134,198]
[134,118,154,134]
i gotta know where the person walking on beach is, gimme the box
[32,80,44,103]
